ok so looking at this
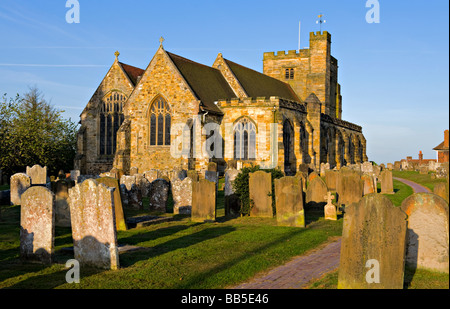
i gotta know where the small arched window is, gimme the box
[234,118,256,160]
[99,92,126,156]
[149,96,171,146]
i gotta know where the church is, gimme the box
[74,31,368,176]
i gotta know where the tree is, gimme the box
[0,87,78,178]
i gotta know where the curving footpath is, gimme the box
[393,177,431,193]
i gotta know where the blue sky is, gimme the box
[0,0,448,165]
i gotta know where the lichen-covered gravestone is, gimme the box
[336,169,363,206]
[172,177,193,215]
[338,194,407,289]
[26,165,47,186]
[362,173,376,195]
[401,193,449,273]
[69,179,119,270]
[380,170,394,194]
[249,171,273,218]
[191,179,216,222]
[20,186,55,264]
[10,173,31,205]
[305,176,328,209]
[275,176,305,227]
[148,179,170,212]
[324,170,338,191]
[97,177,127,231]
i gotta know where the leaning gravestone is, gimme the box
[97,177,127,231]
[172,177,193,215]
[305,176,328,209]
[191,179,216,222]
[338,194,407,289]
[275,177,305,227]
[69,179,119,270]
[380,170,394,194]
[224,169,241,216]
[26,165,47,186]
[249,171,273,218]
[148,179,170,212]
[20,186,55,264]
[10,173,31,205]
[401,193,449,273]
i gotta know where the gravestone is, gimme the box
[419,165,428,175]
[324,170,338,191]
[97,177,127,231]
[307,171,319,184]
[172,177,193,215]
[20,186,55,264]
[387,163,393,170]
[361,162,373,174]
[144,169,159,184]
[337,170,363,206]
[249,171,273,218]
[338,194,407,289]
[380,170,394,194]
[70,170,80,182]
[53,179,72,227]
[401,193,449,273]
[305,176,328,209]
[372,165,381,177]
[187,170,199,182]
[130,167,139,176]
[148,179,170,212]
[120,175,142,209]
[295,171,307,191]
[362,173,376,195]
[320,163,330,177]
[275,177,305,227]
[191,179,216,222]
[207,162,218,172]
[69,179,119,270]
[224,169,241,217]
[26,165,47,186]
[433,182,449,202]
[324,192,337,221]
[10,173,31,205]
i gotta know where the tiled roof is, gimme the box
[166,52,236,114]
[433,141,448,151]
[119,62,145,86]
[224,58,300,102]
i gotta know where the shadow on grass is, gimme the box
[119,225,236,268]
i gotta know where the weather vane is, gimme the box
[316,14,326,32]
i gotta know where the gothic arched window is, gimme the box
[149,96,171,146]
[234,118,256,160]
[99,92,126,156]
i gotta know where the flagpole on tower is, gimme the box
[316,14,326,32]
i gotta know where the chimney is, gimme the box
[419,151,423,163]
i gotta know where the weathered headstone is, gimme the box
[387,163,394,171]
[207,162,218,172]
[380,170,394,194]
[362,173,376,195]
[305,176,328,209]
[433,182,449,202]
[26,165,47,186]
[97,177,127,231]
[320,163,330,177]
[275,177,305,227]
[224,169,241,217]
[324,170,338,191]
[307,171,319,184]
[337,169,363,206]
[148,179,170,212]
[324,192,337,221]
[120,175,142,209]
[20,186,55,264]
[53,179,72,227]
[69,179,119,270]
[361,162,373,174]
[249,171,273,218]
[187,170,199,182]
[10,173,31,205]
[401,193,449,273]
[419,165,428,175]
[172,177,193,215]
[129,167,139,176]
[338,194,408,289]
[295,171,307,192]
[191,179,216,222]
[144,169,159,184]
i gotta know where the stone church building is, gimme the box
[74,31,368,176]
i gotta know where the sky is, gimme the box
[0,0,448,165]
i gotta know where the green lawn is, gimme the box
[0,187,343,289]
[378,179,414,206]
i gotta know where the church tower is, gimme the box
[263,31,342,119]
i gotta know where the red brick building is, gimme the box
[433,130,449,163]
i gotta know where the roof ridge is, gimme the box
[166,51,219,72]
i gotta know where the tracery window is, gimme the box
[149,96,171,146]
[233,118,256,160]
[99,92,126,156]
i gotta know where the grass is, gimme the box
[392,170,447,192]
[378,179,414,206]
[0,183,343,289]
